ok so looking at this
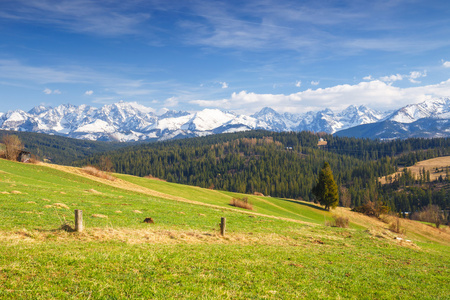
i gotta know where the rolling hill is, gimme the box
[1,158,449,298]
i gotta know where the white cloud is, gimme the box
[221,82,228,89]
[443,61,450,68]
[189,79,450,114]
[311,80,319,86]
[363,75,373,81]
[378,71,426,84]
[295,80,302,87]
[43,88,60,94]
[1,1,149,37]
[164,96,179,107]
[85,90,94,96]
[379,74,403,82]
[408,71,426,83]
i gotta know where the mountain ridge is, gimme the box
[1,98,449,141]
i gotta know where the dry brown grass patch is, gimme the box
[54,203,70,209]
[85,189,102,194]
[230,197,253,210]
[379,156,450,184]
[0,228,311,246]
[82,166,116,181]
[10,190,22,194]
[92,214,108,218]
[144,175,167,182]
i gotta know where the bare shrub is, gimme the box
[410,205,445,228]
[2,135,23,161]
[28,155,40,164]
[99,156,114,172]
[326,214,349,228]
[352,201,390,218]
[339,186,351,208]
[230,197,253,210]
[82,166,116,181]
[389,217,403,233]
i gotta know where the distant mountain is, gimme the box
[335,118,450,139]
[0,98,449,141]
[336,98,450,139]
[387,98,450,123]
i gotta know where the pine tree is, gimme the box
[312,162,339,210]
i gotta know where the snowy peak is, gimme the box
[28,105,51,115]
[184,109,236,132]
[251,107,290,131]
[2,97,450,141]
[389,97,450,123]
[338,105,384,127]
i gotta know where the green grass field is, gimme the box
[1,159,449,299]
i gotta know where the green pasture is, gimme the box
[0,159,449,299]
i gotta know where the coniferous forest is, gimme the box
[76,130,450,215]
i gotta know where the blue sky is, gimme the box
[1,0,450,115]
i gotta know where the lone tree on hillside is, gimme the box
[312,162,339,210]
[2,135,23,161]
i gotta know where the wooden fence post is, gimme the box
[220,217,226,236]
[75,209,83,232]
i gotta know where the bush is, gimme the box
[410,205,445,228]
[352,201,390,218]
[389,217,403,233]
[229,197,253,210]
[326,214,349,228]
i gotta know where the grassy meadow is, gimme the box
[0,158,449,299]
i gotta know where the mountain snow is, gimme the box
[0,97,449,141]
[388,97,450,123]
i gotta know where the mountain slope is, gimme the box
[1,97,449,141]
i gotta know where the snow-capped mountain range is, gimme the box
[1,98,450,141]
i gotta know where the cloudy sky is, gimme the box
[1,0,450,114]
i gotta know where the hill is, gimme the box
[1,158,449,298]
[379,156,450,184]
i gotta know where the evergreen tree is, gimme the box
[312,162,339,210]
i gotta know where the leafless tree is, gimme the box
[99,156,114,172]
[2,135,23,161]
[411,205,445,228]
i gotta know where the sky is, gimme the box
[1,0,450,115]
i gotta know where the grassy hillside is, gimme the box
[380,156,450,183]
[1,159,449,299]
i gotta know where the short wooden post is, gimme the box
[220,217,226,236]
[75,210,83,232]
